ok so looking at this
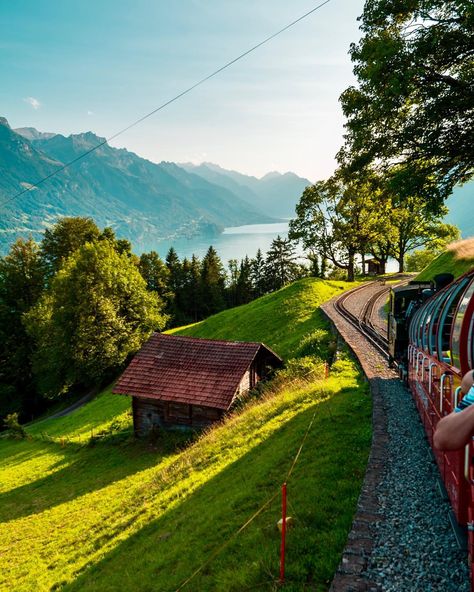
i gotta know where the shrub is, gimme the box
[3,412,27,438]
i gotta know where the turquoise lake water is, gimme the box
[154,222,299,263]
[152,221,398,272]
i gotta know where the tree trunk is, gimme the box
[380,259,387,275]
[347,251,355,282]
[361,253,366,275]
[398,240,406,273]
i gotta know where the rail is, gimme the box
[334,282,391,359]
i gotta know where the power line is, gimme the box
[0,0,332,210]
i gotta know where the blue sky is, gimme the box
[1,0,365,180]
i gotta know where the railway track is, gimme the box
[334,281,390,358]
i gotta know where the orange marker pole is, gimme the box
[279,482,287,583]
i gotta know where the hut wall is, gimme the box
[238,369,251,395]
[133,396,224,435]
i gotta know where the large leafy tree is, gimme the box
[339,0,474,202]
[25,241,167,398]
[41,216,101,275]
[387,194,460,271]
[0,238,45,420]
[289,179,387,281]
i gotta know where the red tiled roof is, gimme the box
[112,333,282,410]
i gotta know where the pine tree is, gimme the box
[200,246,226,317]
[165,247,182,292]
[236,256,253,304]
[227,259,240,307]
[250,249,266,298]
[139,251,173,317]
[264,236,298,292]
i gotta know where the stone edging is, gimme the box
[322,303,390,592]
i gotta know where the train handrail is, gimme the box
[421,355,429,381]
[464,442,473,485]
[428,362,437,394]
[439,373,447,413]
[416,351,424,374]
[408,344,413,364]
[454,386,462,409]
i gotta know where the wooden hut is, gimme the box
[366,258,385,276]
[113,333,282,435]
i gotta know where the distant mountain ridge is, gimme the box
[0,119,288,255]
[181,162,311,219]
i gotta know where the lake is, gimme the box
[154,222,298,263]
[153,221,398,272]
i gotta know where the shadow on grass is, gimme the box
[0,432,197,523]
[61,390,371,592]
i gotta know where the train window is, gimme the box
[452,278,474,369]
[428,290,452,355]
[417,302,433,348]
[410,307,422,345]
[468,314,474,369]
[437,277,471,365]
[422,297,440,351]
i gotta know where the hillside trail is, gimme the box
[29,387,98,425]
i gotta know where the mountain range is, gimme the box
[0,117,311,255]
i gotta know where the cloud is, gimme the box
[87,110,94,115]
[23,96,41,110]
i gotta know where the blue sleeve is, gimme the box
[455,387,474,412]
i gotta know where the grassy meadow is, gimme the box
[0,278,372,591]
[416,238,474,281]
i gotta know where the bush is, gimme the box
[406,249,438,272]
[3,412,27,438]
[298,328,332,359]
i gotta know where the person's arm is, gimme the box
[434,403,474,450]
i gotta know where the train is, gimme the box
[388,269,474,587]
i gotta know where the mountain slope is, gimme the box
[0,120,275,254]
[182,162,311,218]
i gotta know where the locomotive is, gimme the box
[388,270,474,586]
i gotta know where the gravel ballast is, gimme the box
[323,284,470,592]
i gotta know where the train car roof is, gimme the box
[392,283,431,295]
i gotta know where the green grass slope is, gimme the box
[169,277,350,360]
[416,238,474,281]
[0,278,371,591]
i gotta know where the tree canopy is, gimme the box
[25,241,167,397]
[339,0,474,202]
[289,178,388,280]
[0,239,45,419]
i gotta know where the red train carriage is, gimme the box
[404,270,474,587]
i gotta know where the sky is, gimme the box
[1,0,366,181]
